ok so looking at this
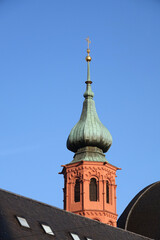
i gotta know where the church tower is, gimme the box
[61,39,120,226]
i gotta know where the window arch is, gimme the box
[107,221,113,226]
[74,179,80,202]
[106,180,110,203]
[93,218,101,222]
[89,178,98,201]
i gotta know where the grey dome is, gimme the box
[117,181,160,240]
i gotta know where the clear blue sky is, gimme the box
[0,0,160,217]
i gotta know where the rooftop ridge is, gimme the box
[0,187,63,211]
[0,188,153,239]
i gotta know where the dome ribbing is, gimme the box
[67,48,112,160]
[117,181,160,240]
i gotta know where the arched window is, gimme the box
[107,221,113,226]
[90,178,97,201]
[74,179,80,202]
[93,218,100,222]
[106,180,110,203]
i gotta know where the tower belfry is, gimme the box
[60,39,119,226]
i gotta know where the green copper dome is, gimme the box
[67,60,112,156]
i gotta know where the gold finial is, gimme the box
[86,37,92,62]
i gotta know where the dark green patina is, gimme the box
[67,60,112,163]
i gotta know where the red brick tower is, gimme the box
[60,39,120,226]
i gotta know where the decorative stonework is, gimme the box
[61,161,119,226]
[73,210,117,226]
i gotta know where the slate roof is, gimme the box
[118,181,160,240]
[0,188,152,240]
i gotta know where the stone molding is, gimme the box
[66,164,116,184]
[75,210,117,220]
[63,160,118,226]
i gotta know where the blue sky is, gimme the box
[0,0,160,217]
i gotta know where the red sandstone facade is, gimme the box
[62,161,119,226]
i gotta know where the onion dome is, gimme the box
[67,38,112,163]
[117,181,160,240]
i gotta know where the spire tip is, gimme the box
[86,37,92,62]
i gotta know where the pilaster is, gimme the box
[61,161,119,226]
